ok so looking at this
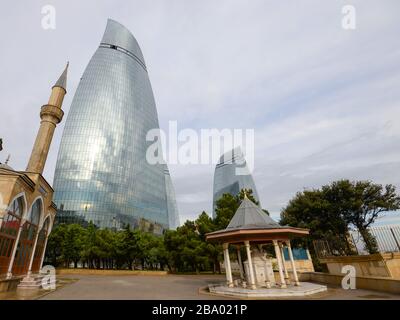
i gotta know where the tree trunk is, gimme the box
[358,226,379,254]
[343,234,354,255]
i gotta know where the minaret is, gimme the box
[26,63,68,174]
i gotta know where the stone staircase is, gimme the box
[17,272,56,292]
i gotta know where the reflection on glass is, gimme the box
[212,147,261,217]
[53,19,178,233]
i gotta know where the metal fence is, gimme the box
[313,240,332,259]
[369,225,400,253]
[348,225,400,255]
[313,225,400,258]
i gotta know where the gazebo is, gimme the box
[206,196,309,290]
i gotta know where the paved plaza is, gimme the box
[24,274,400,300]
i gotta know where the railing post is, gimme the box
[390,228,400,252]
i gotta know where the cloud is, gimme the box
[1,0,399,225]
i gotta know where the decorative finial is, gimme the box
[53,62,69,91]
[243,191,248,199]
[5,154,10,164]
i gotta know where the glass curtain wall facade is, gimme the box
[53,19,178,233]
[212,147,261,217]
[164,165,180,230]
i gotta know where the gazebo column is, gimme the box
[279,242,290,284]
[306,248,312,260]
[236,246,244,280]
[223,243,234,288]
[286,241,300,286]
[273,240,287,288]
[244,241,256,289]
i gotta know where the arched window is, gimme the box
[29,200,42,226]
[2,197,23,233]
[11,198,42,275]
[0,196,24,275]
[31,216,51,273]
[42,217,50,232]
[8,197,23,217]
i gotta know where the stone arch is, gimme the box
[11,197,43,275]
[9,192,28,221]
[31,215,51,273]
[0,193,26,276]
[25,196,44,225]
[39,212,53,230]
[1,192,27,219]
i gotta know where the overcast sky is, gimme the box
[1,0,399,226]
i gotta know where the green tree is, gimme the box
[325,180,400,253]
[155,238,171,271]
[45,223,68,267]
[44,190,276,273]
[62,224,85,268]
[214,193,239,230]
[163,220,209,273]
[177,221,203,273]
[119,225,142,269]
[238,188,259,204]
[280,188,352,256]
[113,230,128,269]
[96,228,116,269]
[214,189,259,230]
[195,211,221,273]
[163,229,183,272]
[281,180,400,255]
[81,222,103,268]
[137,231,155,269]
[195,211,216,239]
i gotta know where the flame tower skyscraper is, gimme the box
[53,19,179,232]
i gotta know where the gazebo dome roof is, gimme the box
[227,197,281,230]
[206,196,309,243]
